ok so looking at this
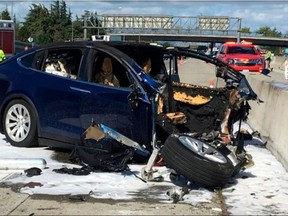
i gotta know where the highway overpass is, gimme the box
[15,15,288,52]
[109,33,288,47]
[84,14,288,47]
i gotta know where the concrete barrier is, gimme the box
[244,56,288,171]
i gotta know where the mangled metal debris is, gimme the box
[166,186,189,203]
[68,122,151,173]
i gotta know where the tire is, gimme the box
[3,99,38,147]
[162,134,235,189]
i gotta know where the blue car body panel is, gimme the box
[0,42,155,149]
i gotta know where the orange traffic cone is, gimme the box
[209,80,214,88]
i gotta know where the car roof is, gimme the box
[106,41,166,54]
[41,41,165,51]
[28,41,141,66]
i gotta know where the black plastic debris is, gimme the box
[53,166,91,176]
[70,138,134,172]
[24,167,42,177]
[68,195,86,202]
[68,122,136,173]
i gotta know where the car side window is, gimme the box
[92,52,132,88]
[20,51,45,69]
[220,46,225,54]
[42,49,82,79]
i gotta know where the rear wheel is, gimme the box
[3,99,38,147]
[162,134,235,189]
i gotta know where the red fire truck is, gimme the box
[0,20,15,58]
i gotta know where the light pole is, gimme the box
[237,18,242,43]
[96,13,102,36]
[11,1,13,18]
[71,21,74,41]
[83,10,89,40]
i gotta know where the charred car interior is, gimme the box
[110,43,257,188]
[0,41,258,189]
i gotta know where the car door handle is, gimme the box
[70,86,91,94]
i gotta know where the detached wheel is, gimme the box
[162,134,235,189]
[3,99,38,147]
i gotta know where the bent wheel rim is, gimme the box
[179,135,227,164]
[5,104,31,142]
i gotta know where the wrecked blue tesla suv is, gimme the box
[0,41,257,188]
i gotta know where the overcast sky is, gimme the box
[0,0,287,34]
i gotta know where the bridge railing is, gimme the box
[83,14,285,39]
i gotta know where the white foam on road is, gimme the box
[0,129,288,214]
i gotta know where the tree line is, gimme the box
[0,0,285,46]
[1,0,97,44]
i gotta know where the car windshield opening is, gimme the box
[227,46,257,55]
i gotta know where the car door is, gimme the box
[32,46,152,148]
[77,49,152,148]
[31,48,85,145]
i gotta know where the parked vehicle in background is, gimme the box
[196,45,208,54]
[91,34,123,42]
[0,41,258,188]
[0,20,15,58]
[216,42,264,73]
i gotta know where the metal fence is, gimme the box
[84,14,243,37]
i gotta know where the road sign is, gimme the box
[28,37,33,43]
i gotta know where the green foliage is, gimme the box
[1,8,11,20]
[256,26,282,52]
[16,1,73,44]
[23,4,51,44]
[17,24,30,42]
[49,0,72,41]
[13,0,103,44]
[256,26,282,37]
[161,42,171,48]
[241,27,251,34]
[72,18,84,40]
